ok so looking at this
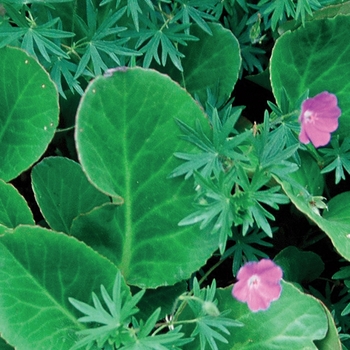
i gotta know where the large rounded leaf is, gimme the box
[221,282,328,349]
[270,16,350,137]
[31,156,110,233]
[75,67,218,287]
[0,47,59,181]
[0,179,34,227]
[0,225,127,350]
[199,282,327,349]
[156,23,241,103]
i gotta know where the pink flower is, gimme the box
[298,91,341,148]
[232,259,283,312]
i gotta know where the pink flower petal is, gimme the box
[305,128,331,148]
[232,259,283,312]
[299,127,310,145]
[298,91,341,148]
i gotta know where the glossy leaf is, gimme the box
[0,225,127,350]
[0,338,13,350]
[156,23,241,103]
[322,192,350,258]
[276,149,350,259]
[288,151,324,196]
[0,179,34,227]
[270,16,350,138]
[75,67,218,288]
[275,177,350,261]
[314,304,342,350]
[274,246,324,284]
[31,156,110,233]
[0,46,58,181]
[212,282,328,349]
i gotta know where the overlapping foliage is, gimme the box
[1,0,350,349]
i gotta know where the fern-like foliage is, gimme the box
[179,278,243,350]
[69,272,190,350]
[320,137,350,184]
[169,106,249,180]
[222,225,273,276]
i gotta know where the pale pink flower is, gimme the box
[298,91,341,148]
[232,259,282,312]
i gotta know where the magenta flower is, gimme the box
[232,259,283,312]
[298,91,341,148]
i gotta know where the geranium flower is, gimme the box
[232,259,283,312]
[298,91,341,148]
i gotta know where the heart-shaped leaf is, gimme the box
[0,47,58,181]
[74,67,219,287]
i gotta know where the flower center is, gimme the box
[248,275,260,288]
[304,110,318,124]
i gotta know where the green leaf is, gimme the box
[169,110,248,179]
[222,226,272,276]
[0,46,58,181]
[320,137,350,184]
[132,23,198,71]
[31,156,110,233]
[5,0,74,3]
[0,10,74,61]
[125,0,153,31]
[125,324,190,350]
[0,179,34,227]
[0,225,127,350]
[0,337,14,350]
[274,246,324,284]
[179,170,237,254]
[259,0,296,31]
[213,282,328,350]
[74,67,218,288]
[171,2,216,35]
[134,281,187,321]
[314,304,342,350]
[252,113,299,176]
[288,151,324,196]
[156,23,241,103]
[69,271,144,350]
[275,178,350,261]
[74,5,138,79]
[270,15,350,138]
[188,279,242,350]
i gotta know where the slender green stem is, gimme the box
[198,256,227,285]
